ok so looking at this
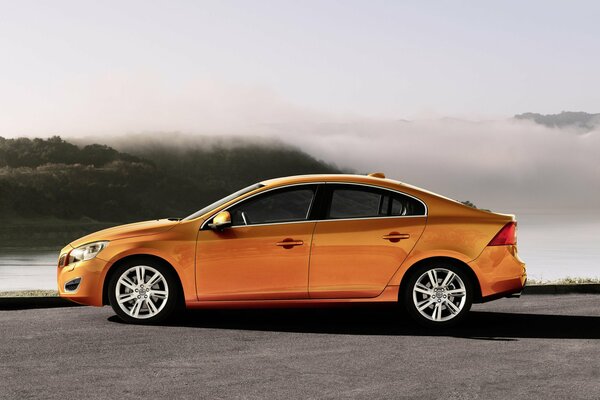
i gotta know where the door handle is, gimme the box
[382,232,410,243]
[276,239,304,249]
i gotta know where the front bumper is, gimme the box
[57,257,108,306]
[468,245,527,300]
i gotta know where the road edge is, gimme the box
[0,296,82,310]
[1,284,600,310]
[523,283,600,295]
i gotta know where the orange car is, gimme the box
[57,173,526,327]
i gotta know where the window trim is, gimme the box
[200,181,427,230]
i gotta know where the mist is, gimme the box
[2,76,599,215]
[273,117,600,214]
[84,120,600,216]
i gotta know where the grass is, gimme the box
[0,290,58,298]
[527,277,600,285]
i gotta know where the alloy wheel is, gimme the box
[412,268,467,322]
[114,265,169,319]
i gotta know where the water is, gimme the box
[517,213,600,281]
[0,249,59,291]
[0,214,599,291]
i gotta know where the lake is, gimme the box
[0,213,599,291]
[0,249,59,291]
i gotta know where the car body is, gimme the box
[57,173,526,326]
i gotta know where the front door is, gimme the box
[196,185,318,300]
[309,184,427,298]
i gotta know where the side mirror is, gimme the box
[208,211,232,230]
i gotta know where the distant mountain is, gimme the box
[0,136,341,222]
[514,111,600,131]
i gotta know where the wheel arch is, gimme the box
[102,254,184,306]
[398,256,482,303]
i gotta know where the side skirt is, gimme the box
[185,285,400,309]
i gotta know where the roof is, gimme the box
[261,173,402,187]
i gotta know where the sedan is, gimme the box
[57,173,526,327]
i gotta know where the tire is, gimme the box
[108,258,180,324]
[402,262,473,328]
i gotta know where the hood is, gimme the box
[68,219,180,249]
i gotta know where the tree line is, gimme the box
[0,136,341,222]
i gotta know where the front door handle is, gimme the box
[382,232,410,243]
[276,239,304,249]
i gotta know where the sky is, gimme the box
[1,0,599,214]
[1,0,600,134]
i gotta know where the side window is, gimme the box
[328,189,388,219]
[327,185,426,219]
[229,186,316,226]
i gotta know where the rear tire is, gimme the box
[108,258,180,324]
[403,262,473,328]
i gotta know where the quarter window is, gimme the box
[391,195,426,216]
[229,186,316,226]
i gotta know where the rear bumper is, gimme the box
[468,245,526,301]
[57,257,107,306]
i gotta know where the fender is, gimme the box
[387,249,473,286]
[101,244,196,303]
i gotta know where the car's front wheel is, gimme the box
[403,263,473,328]
[108,259,179,324]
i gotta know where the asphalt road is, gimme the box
[1,295,599,399]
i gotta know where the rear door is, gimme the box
[309,183,427,298]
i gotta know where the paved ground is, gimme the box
[1,295,599,399]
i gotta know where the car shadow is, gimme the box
[107,306,600,340]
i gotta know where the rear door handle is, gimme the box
[382,233,410,243]
[276,239,304,249]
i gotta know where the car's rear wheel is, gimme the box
[108,259,179,324]
[403,262,473,328]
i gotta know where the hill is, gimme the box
[0,136,341,223]
[514,111,600,131]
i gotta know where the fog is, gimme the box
[2,76,599,215]
[90,122,600,216]
[273,117,600,215]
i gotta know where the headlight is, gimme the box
[67,241,109,265]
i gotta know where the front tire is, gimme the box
[403,262,473,328]
[108,259,179,324]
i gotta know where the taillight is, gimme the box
[488,221,517,246]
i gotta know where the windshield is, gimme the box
[183,183,264,221]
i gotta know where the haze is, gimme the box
[2,0,600,123]
[1,0,599,214]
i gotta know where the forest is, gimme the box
[0,136,341,223]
